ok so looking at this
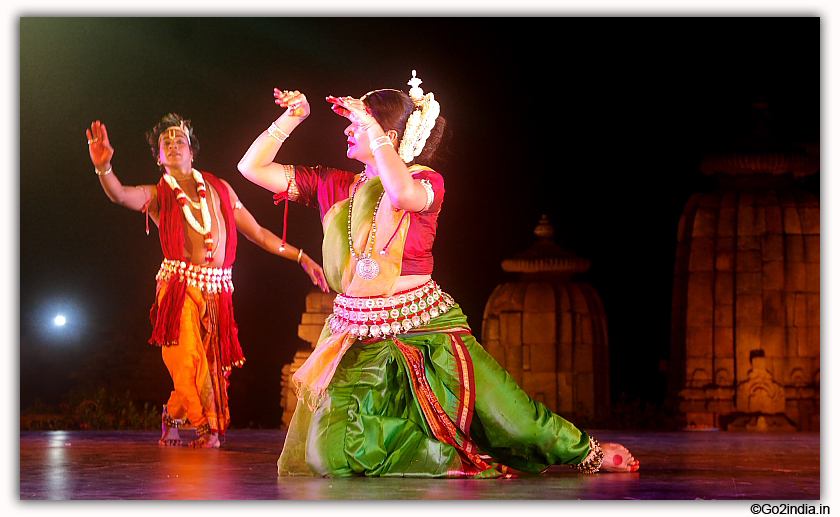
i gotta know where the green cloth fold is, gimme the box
[279,305,590,478]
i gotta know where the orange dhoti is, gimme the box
[158,284,232,435]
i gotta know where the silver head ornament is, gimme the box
[407,70,424,102]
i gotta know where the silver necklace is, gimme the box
[347,171,385,280]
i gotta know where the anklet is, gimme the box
[572,436,604,474]
[195,423,212,436]
[161,405,186,428]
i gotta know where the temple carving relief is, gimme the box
[668,101,819,431]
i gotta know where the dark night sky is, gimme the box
[16,16,820,429]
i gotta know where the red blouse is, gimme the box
[283,165,444,276]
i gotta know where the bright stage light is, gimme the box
[31,297,88,344]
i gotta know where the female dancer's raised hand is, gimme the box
[86,120,114,171]
[325,95,376,128]
[274,89,310,119]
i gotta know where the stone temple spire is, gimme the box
[483,215,610,423]
[501,214,591,278]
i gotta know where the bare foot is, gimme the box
[158,422,182,447]
[599,442,640,473]
[189,432,221,448]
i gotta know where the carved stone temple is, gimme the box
[481,215,610,422]
[279,289,336,429]
[668,101,820,431]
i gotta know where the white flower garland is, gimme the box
[162,169,212,236]
[398,93,440,163]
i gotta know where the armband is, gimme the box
[419,179,435,212]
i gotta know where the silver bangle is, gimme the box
[95,166,112,176]
[371,141,394,153]
[370,136,394,153]
[268,122,289,143]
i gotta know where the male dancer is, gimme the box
[86,114,328,447]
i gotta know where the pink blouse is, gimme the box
[281,165,444,276]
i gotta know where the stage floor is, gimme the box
[19,429,819,500]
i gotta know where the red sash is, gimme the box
[148,172,244,370]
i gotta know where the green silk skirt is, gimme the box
[278,304,591,478]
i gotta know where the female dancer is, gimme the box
[238,72,639,477]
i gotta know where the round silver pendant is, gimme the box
[356,257,380,280]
